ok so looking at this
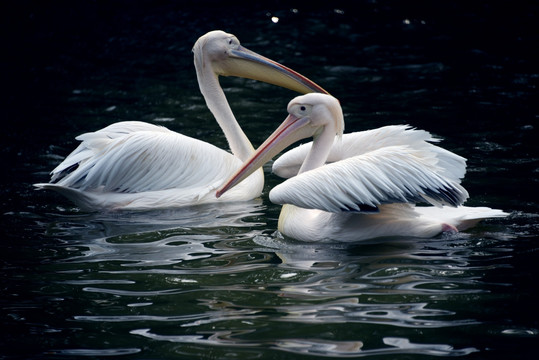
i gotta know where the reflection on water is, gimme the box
[130,328,477,357]
[2,2,538,359]
[4,171,531,359]
[42,200,266,238]
[16,209,512,358]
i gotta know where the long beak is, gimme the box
[216,113,314,198]
[220,45,329,95]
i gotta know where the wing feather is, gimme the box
[51,124,238,194]
[273,125,466,183]
[269,145,469,213]
[50,121,169,180]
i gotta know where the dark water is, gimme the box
[1,1,538,359]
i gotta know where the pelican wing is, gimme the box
[50,123,238,194]
[273,125,466,183]
[269,144,469,213]
[50,121,169,180]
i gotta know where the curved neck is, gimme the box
[299,125,336,174]
[195,62,254,161]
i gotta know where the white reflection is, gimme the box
[43,199,265,239]
[273,338,362,356]
[130,328,477,357]
[383,337,478,356]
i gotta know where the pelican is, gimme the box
[34,30,327,211]
[217,93,508,242]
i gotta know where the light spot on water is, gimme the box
[502,328,538,336]
[180,279,197,283]
[281,272,298,279]
[128,302,153,307]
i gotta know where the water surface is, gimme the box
[2,2,537,359]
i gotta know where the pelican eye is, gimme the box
[289,103,312,117]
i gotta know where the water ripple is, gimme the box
[46,348,141,357]
[21,203,520,358]
[130,328,478,358]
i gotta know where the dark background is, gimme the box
[1,1,537,359]
[1,1,537,213]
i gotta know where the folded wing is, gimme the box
[48,121,239,194]
[272,125,466,183]
[269,144,469,213]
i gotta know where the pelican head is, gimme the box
[217,93,343,197]
[193,30,328,95]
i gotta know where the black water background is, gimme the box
[1,1,538,359]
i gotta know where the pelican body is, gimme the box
[217,93,508,242]
[35,31,327,211]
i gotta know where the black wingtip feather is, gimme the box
[421,185,465,207]
[340,204,380,213]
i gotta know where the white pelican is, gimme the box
[217,93,508,242]
[34,30,327,211]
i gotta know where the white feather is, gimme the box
[271,144,468,212]
[249,95,508,242]
[36,122,263,210]
[35,30,327,211]
[273,125,466,182]
[278,203,508,242]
